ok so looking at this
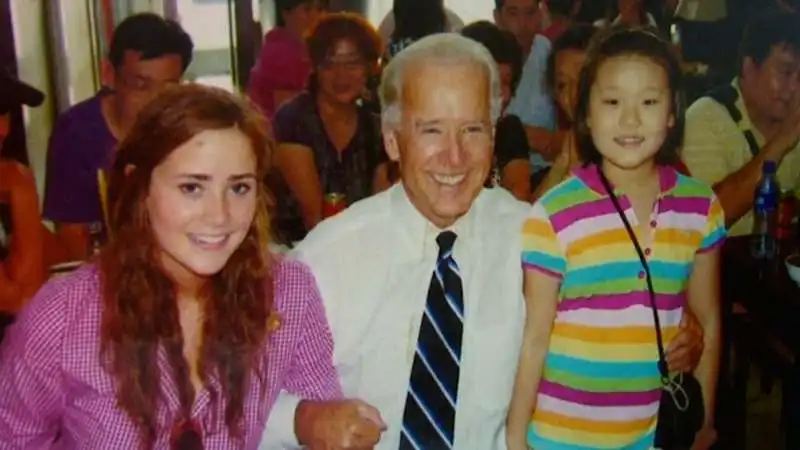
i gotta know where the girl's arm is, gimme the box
[506,268,560,450]
[0,161,45,313]
[686,246,721,434]
[530,131,578,202]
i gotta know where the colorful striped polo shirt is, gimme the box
[520,164,726,450]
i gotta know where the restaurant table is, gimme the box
[720,235,800,449]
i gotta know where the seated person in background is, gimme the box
[493,0,541,61]
[378,0,463,51]
[495,0,550,169]
[0,72,46,328]
[0,84,343,448]
[271,13,386,242]
[681,10,800,236]
[382,0,454,62]
[531,24,596,200]
[462,21,531,201]
[594,0,660,29]
[505,0,578,186]
[43,13,193,261]
[248,0,328,120]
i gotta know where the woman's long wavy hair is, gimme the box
[99,84,274,449]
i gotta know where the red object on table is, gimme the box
[777,193,797,240]
[322,192,347,219]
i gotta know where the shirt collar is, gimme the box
[574,163,678,197]
[389,183,477,261]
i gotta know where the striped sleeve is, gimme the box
[521,201,566,278]
[699,194,727,252]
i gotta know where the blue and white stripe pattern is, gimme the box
[400,231,463,450]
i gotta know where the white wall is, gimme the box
[53,0,101,109]
[10,0,54,200]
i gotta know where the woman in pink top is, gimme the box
[0,84,342,449]
[248,0,328,120]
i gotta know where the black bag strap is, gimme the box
[705,84,760,157]
[596,168,670,383]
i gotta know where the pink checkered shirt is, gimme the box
[0,258,341,449]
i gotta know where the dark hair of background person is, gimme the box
[602,0,663,28]
[548,0,579,17]
[494,0,540,10]
[546,24,597,92]
[274,0,330,27]
[738,9,800,76]
[305,12,382,93]
[108,13,194,72]
[307,12,382,67]
[100,83,274,448]
[574,26,685,166]
[391,0,447,41]
[461,21,523,91]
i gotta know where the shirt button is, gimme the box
[650,220,657,228]
[644,248,652,257]
[638,271,645,279]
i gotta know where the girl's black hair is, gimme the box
[391,0,447,42]
[461,21,523,91]
[574,25,685,166]
[545,24,597,93]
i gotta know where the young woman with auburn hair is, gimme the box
[0,84,342,449]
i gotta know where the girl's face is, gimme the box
[586,54,674,171]
[147,127,258,286]
[499,62,514,112]
[554,48,587,122]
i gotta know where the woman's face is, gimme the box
[317,39,369,105]
[554,48,587,122]
[285,0,327,35]
[146,127,258,285]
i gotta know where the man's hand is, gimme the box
[765,95,800,162]
[691,427,718,450]
[296,399,386,449]
[665,311,704,372]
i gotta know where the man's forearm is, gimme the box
[713,152,770,227]
[714,140,790,227]
[694,320,721,427]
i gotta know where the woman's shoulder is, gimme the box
[672,170,718,202]
[272,92,315,139]
[271,257,320,310]
[538,173,591,206]
[0,159,36,192]
[274,91,314,119]
[5,264,100,351]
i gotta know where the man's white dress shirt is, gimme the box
[259,184,529,449]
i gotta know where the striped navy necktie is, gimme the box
[400,231,463,450]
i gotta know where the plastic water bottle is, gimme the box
[87,221,104,256]
[751,161,780,259]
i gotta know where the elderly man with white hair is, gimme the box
[259,32,703,450]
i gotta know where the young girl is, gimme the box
[508,27,722,450]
